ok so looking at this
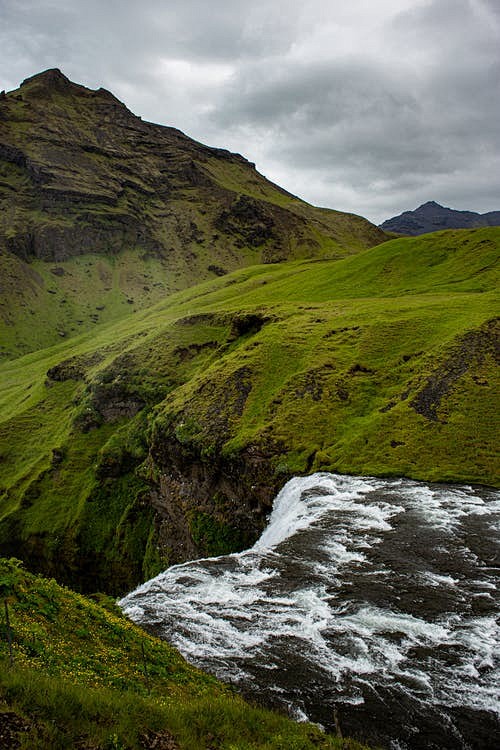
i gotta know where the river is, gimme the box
[119,473,499,749]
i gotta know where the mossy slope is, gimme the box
[0,227,497,592]
[0,68,385,359]
[0,558,367,750]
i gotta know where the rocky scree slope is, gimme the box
[0,68,385,359]
[0,227,498,595]
[381,200,500,236]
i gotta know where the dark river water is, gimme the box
[119,474,499,749]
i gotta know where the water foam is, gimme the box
[120,474,500,749]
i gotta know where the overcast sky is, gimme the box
[1,0,499,223]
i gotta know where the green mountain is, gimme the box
[0,68,497,596]
[2,69,498,750]
[0,68,385,360]
[0,221,498,594]
[0,557,367,750]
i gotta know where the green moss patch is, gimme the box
[0,227,498,596]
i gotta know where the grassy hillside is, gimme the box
[0,557,368,750]
[0,68,385,360]
[0,227,497,593]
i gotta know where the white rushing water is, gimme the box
[120,474,500,749]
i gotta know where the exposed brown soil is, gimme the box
[139,729,180,749]
[0,710,31,750]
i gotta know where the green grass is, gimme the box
[1,74,496,749]
[0,227,498,593]
[0,72,386,360]
[0,557,371,750]
[155,292,498,482]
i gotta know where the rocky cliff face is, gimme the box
[0,68,385,265]
[0,68,386,359]
[0,69,266,262]
[380,201,500,235]
[148,439,278,566]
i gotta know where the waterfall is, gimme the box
[120,473,500,750]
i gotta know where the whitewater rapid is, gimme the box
[119,474,500,749]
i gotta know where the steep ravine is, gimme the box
[0,229,497,596]
[1,304,498,596]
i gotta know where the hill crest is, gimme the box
[0,68,386,358]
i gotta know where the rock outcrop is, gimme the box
[0,68,387,358]
[0,68,385,265]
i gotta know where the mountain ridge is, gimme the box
[380,200,500,235]
[0,68,385,359]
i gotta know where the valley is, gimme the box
[1,226,497,594]
[0,69,498,750]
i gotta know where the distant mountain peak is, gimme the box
[419,200,442,209]
[381,202,500,235]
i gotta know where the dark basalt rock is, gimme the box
[228,313,268,340]
[207,263,227,276]
[6,216,161,263]
[0,710,32,749]
[0,142,27,168]
[149,431,280,565]
[215,195,275,247]
[46,352,104,382]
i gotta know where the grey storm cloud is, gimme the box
[0,0,499,223]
